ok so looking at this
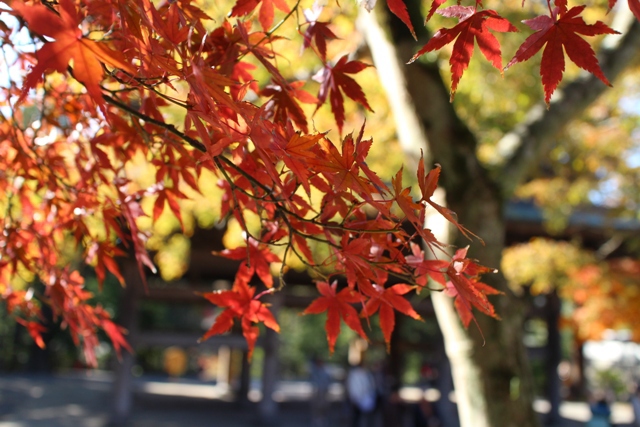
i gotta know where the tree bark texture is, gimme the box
[258,292,283,425]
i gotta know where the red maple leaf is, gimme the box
[201,280,280,359]
[387,0,416,39]
[303,281,367,353]
[505,5,619,104]
[391,167,445,250]
[16,318,47,349]
[417,159,477,240]
[100,317,133,360]
[426,0,448,22]
[336,235,378,289]
[605,0,640,20]
[310,133,379,200]
[91,242,126,287]
[153,187,187,230]
[409,7,517,100]
[405,242,449,288]
[13,0,134,112]
[260,82,318,133]
[270,132,324,195]
[392,166,422,227]
[630,0,640,21]
[161,3,190,45]
[301,6,338,61]
[352,124,389,196]
[360,283,421,349]
[313,56,372,133]
[445,247,500,328]
[318,189,359,222]
[215,237,281,288]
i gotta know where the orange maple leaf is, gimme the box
[201,280,280,359]
[230,0,290,30]
[16,318,47,349]
[13,0,134,110]
[392,166,422,226]
[214,237,281,288]
[100,317,133,360]
[311,133,379,201]
[269,132,324,195]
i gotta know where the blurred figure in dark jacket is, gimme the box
[310,357,332,427]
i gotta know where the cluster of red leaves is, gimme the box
[1,0,624,361]
[3,269,131,365]
[409,7,517,100]
[413,0,627,103]
[201,280,279,359]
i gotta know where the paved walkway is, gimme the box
[0,373,635,427]
[0,373,338,427]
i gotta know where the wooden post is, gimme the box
[238,350,251,405]
[110,262,140,425]
[546,291,561,425]
[388,316,403,380]
[258,292,282,424]
[435,355,459,427]
[217,345,232,391]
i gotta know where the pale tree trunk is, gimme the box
[424,189,494,427]
[359,2,640,427]
[357,8,530,426]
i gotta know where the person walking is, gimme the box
[310,357,332,427]
[586,393,612,427]
[630,383,640,427]
[346,361,377,427]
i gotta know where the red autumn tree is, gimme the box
[0,0,502,364]
[0,0,638,425]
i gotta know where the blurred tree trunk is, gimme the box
[360,1,640,426]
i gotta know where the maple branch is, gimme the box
[102,94,207,153]
[214,161,278,202]
[216,160,401,245]
[277,244,289,291]
[216,156,404,236]
[497,12,640,198]
[214,156,282,202]
[105,71,190,110]
[266,0,302,36]
[106,85,406,258]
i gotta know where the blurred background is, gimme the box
[2,0,640,426]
